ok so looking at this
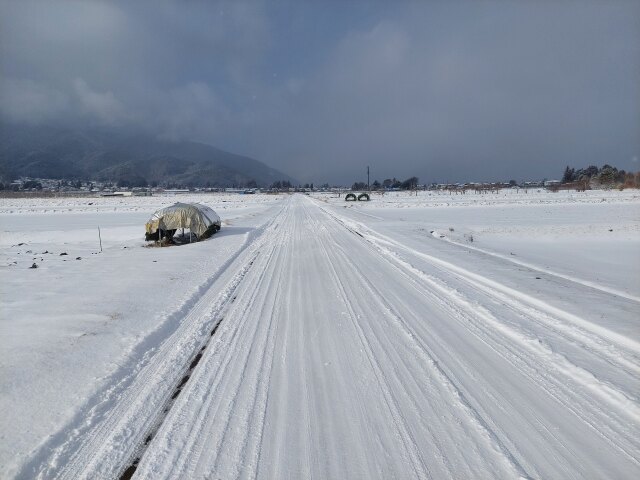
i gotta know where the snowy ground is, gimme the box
[1,189,639,479]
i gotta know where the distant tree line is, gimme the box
[352,176,419,191]
[270,180,293,190]
[562,165,639,188]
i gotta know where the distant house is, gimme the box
[164,189,191,195]
[101,191,132,197]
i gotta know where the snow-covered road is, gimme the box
[12,193,640,479]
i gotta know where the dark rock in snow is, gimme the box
[30,263,38,269]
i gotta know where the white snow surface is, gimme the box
[1,189,639,479]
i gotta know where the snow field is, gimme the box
[0,193,285,478]
[1,189,639,479]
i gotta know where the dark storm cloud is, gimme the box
[1,0,639,183]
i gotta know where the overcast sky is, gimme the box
[1,0,639,184]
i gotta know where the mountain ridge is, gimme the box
[0,123,295,187]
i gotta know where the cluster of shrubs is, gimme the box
[562,165,639,188]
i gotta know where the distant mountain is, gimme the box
[0,123,295,187]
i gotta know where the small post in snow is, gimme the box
[98,226,103,252]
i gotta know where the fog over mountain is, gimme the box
[1,1,639,184]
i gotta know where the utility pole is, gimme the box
[367,166,370,192]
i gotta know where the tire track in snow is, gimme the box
[132,200,295,479]
[387,251,640,469]
[430,229,640,303]
[316,200,640,474]
[117,256,261,480]
[305,202,527,478]
[203,207,290,478]
[319,203,640,378]
[20,203,287,480]
[345,239,640,472]
[141,196,514,479]
[261,208,315,479]
[307,209,431,480]
[367,229,640,417]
